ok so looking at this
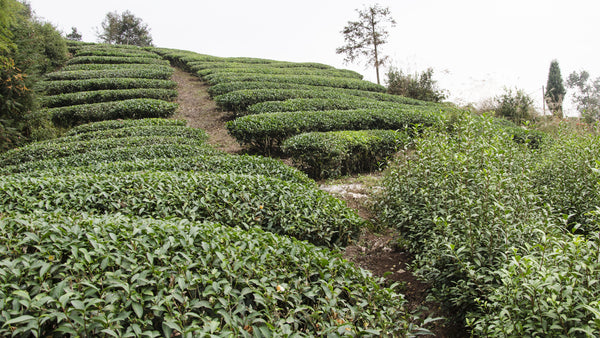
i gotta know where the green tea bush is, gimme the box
[3,154,312,185]
[74,49,162,58]
[0,171,363,246]
[65,118,186,136]
[208,81,323,97]
[38,78,177,95]
[40,88,178,108]
[0,144,222,173]
[377,113,559,321]
[61,63,170,72]
[46,125,207,144]
[0,135,202,166]
[227,107,445,152]
[43,67,174,81]
[204,73,386,92]
[66,56,169,66]
[188,61,334,72]
[197,66,362,80]
[283,130,409,179]
[247,97,403,115]
[0,212,416,336]
[49,99,178,127]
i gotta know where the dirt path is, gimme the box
[171,68,241,153]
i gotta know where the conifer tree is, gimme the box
[545,60,566,118]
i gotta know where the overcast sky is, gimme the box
[27,0,600,115]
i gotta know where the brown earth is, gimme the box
[171,67,467,337]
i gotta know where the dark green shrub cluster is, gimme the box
[65,118,187,135]
[40,88,178,108]
[43,67,174,81]
[247,97,404,115]
[0,170,362,246]
[65,55,169,66]
[48,98,178,127]
[37,78,177,95]
[377,112,600,335]
[283,130,409,179]
[0,212,415,337]
[227,107,444,152]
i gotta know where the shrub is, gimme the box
[283,130,409,179]
[0,135,201,166]
[61,63,168,72]
[0,171,363,246]
[48,99,178,127]
[43,67,174,81]
[74,49,161,58]
[0,212,416,336]
[66,56,169,66]
[38,78,177,95]
[40,88,178,108]
[247,97,403,115]
[46,125,207,144]
[227,107,444,152]
[197,66,362,80]
[65,118,186,136]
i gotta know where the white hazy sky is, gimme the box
[27,0,600,115]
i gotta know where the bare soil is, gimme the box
[172,67,467,337]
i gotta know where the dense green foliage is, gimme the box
[386,67,446,103]
[38,78,177,95]
[0,212,415,336]
[97,10,153,46]
[40,88,178,108]
[283,130,409,179]
[546,60,567,118]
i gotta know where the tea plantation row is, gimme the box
[0,118,424,336]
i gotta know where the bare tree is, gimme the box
[336,4,396,85]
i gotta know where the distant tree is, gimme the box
[567,70,600,123]
[386,66,447,102]
[494,88,537,124]
[97,10,153,46]
[545,60,566,118]
[66,27,82,41]
[336,4,396,85]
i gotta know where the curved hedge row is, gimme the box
[0,134,200,166]
[65,118,187,136]
[40,88,178,108]
[47,125,208,144]
[49,98,178,127]
[187,61,335,71]
[44,67,174,81]
[283,130,409,179]
[204,73,386,92]
[247,97,403,115]
[61,63,170,72]
[38,78,177,95]
[0,144,222,174]
[0,212,414,336]
[66,55,170,66]
[197,66,363,80]
[0,171,363,246]
[74,49,162,58]
[227,107,444,152]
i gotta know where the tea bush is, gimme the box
[227,107,445,152]
[283,130,409,179]
[197,66,362,80]
[66,56,169,66]
[0,171,363,246]
[247,97,404,115]
[0,212,416,336]
[43,67,174,81]
[48,98,178,127]
[61,63,170,72]
[65,118,187,136]
[38,78,177,95]
[74,49,162,58]
[187,61,334,72]
[40,88,178,108]
[0,135,203,166]
[45,125,208,144]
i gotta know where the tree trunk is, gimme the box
[369,11,380,85]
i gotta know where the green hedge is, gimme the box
[283,130,409,179]
[0,135,201,166]
[61,63,169,72]
[38,78,177,95]
[0,144,222,173]
[187,61,335,71]
[204,73,386,92]
[197,66,362,80]
[43,68,174,81]
[0,171,363,246]
[227,107,444,152]
[66,56,169,66]
[0,212,416,336]
[247,97,404,115]
[47,125,207,144]
[40,88,178,108]
[74,49,162,58]
[48,99,178,127]
[65,118,186,136]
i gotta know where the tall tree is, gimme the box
[66,27,82,41]
[97,10,153,46]
[545,60,566,118]
[567,70,600,123]
[336,4,396,85]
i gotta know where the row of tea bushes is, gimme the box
[226,107,445,152]
[0,212,417,336]
[283,130,410,179]
[377,113,600,336]
[36,43,178,127]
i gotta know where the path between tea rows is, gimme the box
[171,67,464,337]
